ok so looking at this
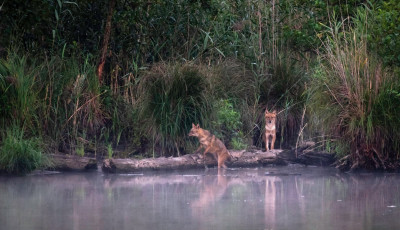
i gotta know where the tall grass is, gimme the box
[0,50,113,154]
[3,1,396,169]
[308,8,400,170]
[259,55,308,148]
[137,63,211,156]
[0,53,39,132]
[40,53,110,154]
[0,126,50,174]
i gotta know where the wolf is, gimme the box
[188,123,231,168]
[264,109,277,151]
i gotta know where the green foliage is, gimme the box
[0,0,100,55]
[281,0,368,53]
[372,85,400,156]
[76,144,85,157]
[215,99,241,131]
[231,134,248,150]
[210,60,256,102]
[0,53,40,132]
[307,7,400,169]
[334,141,351,159]
[371,0,400,67]
[213,99,247,149]
[33,52,107,154]
[107,144,113,159]
[138,63,211,156]
[258,55,308,147]
[1,0,399,171]
[0,126,50,174]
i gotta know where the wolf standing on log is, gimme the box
[188,123,231,168]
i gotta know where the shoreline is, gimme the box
[41,147,337,173]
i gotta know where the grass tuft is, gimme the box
[308,7,400,169]
[0,126,50,174]
[137,62,211,156]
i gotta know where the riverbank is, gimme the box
[44,146,336,173]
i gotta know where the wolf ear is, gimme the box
[196,124,200,128]
[192,123,196,128]
[265,108,269,114]
[272,110,276,114]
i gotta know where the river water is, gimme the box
[1,165,400,230]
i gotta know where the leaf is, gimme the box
[215,48,225,57]
[202,31,210,51]
[64,1,78,7]
[54,9,59,21]
[199,28,213,51]
[61,43,67,59]
[62,9,73,18]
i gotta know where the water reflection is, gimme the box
[191,169,229,209]
[0,167,400,230]
[264,176,281,230]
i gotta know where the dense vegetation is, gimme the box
[0,0,399,173]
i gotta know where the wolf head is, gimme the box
[265,109,277,124]
[188,123,201,137]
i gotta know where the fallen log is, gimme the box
[46,145,335,173]
[278,149,336,167]
[102,149,285,173]
[48,154,98,171]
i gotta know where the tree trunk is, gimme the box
[49,154,97,171]
[102,149,285,173]
[97,0,116,84]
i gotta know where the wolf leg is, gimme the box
[218,153,229,168]
[271,134,276,150]
[265,134,270,151]
[202,147,212,168]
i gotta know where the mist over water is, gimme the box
[1,166,400,230]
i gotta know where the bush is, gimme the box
[308,7,400,170]
[370,0,400,67]
[212,99,247,149]
[0,126,50,174]
[137,62,211,156]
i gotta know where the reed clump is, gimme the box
[137,63,211,156]
[308,9,400,170]
[0,126,50,174]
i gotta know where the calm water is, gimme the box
[1,166,400,230]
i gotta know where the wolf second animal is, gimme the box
[188,123,231,168]
[264,109,277,151]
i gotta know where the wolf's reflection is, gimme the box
[190,169,232,230]
[190,170,288,230]
[264,176,282,230]
[191,169,229,209]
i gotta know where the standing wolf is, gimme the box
[188,123,231,168]
[264,109,277,151]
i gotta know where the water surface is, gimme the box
[1,166,400,230]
